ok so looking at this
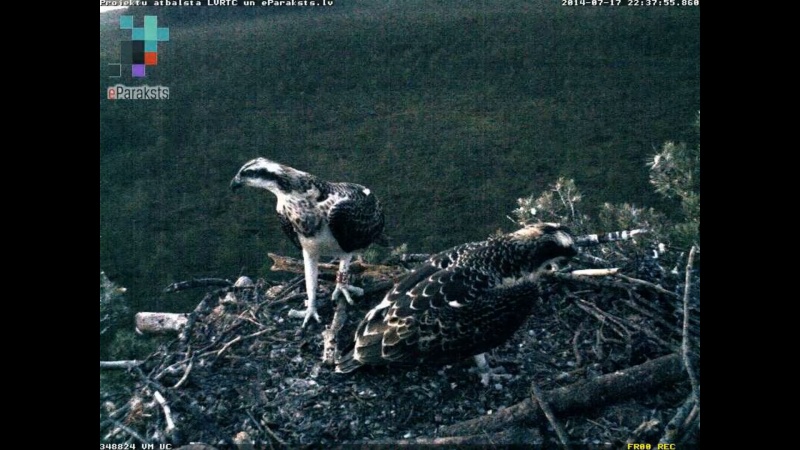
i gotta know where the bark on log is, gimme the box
[343,427,541,448]
[440,353,685,436]
[135,312,189,334]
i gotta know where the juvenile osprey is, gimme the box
[335,223,576,376]
[231,158,386,327]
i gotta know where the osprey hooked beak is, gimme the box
[230,176,244,192]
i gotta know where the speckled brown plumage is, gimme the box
[336,223,577,373]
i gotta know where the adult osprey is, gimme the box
[335,223,576,378]
[231,158,386,327]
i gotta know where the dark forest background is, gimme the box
[99,0,699,329]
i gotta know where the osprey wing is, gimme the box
[277,213,302,250]
[348,264,533,369]
[328,184,385,253]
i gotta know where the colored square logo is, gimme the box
[132,64,146,78]
[131,40,145,64]
[120,41,133,65]
[115,15,169,79]
[144,16,158,40]
[119,15,133,30]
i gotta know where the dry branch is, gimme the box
[682,245,700,401]
[614,273,680,299]
[164,278,233,293]
[172,356,194,389]
[135,312,189,334]
[573,296,677,353]
[102,419,148,444]
[346,428,541,447]
[268,253,403,280]
[440,353,686,436]
[531,379,571,449]
[154,390,177,435]
[660,394,697,444]
[201,328,272,360]
[571,268,619,276]
[100,360,143,370]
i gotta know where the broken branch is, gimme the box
[164,278,233,293]
[440,353,685,436]
[268,252,403,280]
[153,390,177,434]
[530,379,571,449]
[682,245,700,401]
[100,360,143,370]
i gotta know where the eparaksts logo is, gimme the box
[107,84,170,100]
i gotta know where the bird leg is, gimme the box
[331,254,364,305]
[472,353,513,386]
[288,249,321,327]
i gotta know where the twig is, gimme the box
[349,388,371,405]
[134,367,231,442]
[153,390,177,434]
[215,336,241,358]
[164,277,232,293]
[246,409,265,434]
[572,297,629,339]
[574,296,676,353]
[104,419,148,444]
[571,324,584,367]
[659,394,696,444]
[682,246,700,402]
[100,360,142,370]
[263,423,288,447]
[530,379,571,450]
[625,419,660,445]
[105,401,133,421]
[153,359,190,381]
[593,328,605,360]
[571,268,619,276]
[201,328,272,359]
[256,277,304,314]
[624,290,700,342]
[172,355,194,389]
[245,410,275,449]
[614,273,680,299]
